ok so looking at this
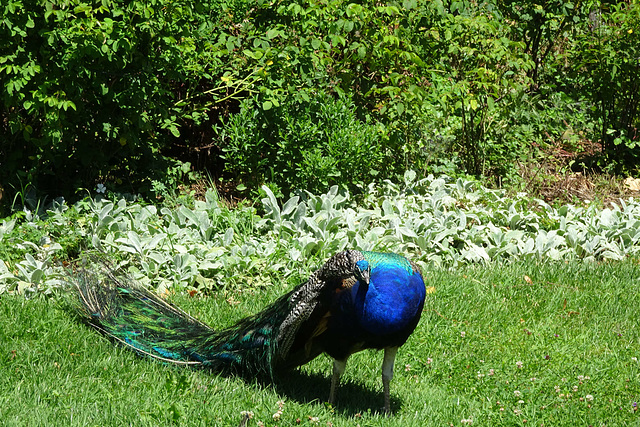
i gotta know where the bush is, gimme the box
[0,0,249,204]
[2,0,639,206]
[220,92,392,196]
[568,2,640,168]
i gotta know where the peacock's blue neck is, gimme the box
[350,262,426,336]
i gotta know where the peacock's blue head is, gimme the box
[354,260,371,285]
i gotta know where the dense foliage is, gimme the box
[1,0,639,204]
[220,92,391,195]
[0,0,240,202]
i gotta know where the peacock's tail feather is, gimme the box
[71,263,285,377]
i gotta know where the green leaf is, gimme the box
[262,100,273,110]
[74,4,92,14]
[266,28,280,39]
[223,228,234,246]
[404,170,416,185]
[486,96,494,110]
[343,20,354,32]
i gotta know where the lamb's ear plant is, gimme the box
[3,175,640,296]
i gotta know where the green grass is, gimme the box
[2,260,640,426]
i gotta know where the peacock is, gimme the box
[70,250,426,413]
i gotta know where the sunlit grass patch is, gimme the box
[2,260,640,425]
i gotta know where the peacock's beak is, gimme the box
[362,267,371,285]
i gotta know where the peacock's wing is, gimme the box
[275,250,367,361]
[278,275,364,370]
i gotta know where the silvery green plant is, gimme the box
[2,174,640,295]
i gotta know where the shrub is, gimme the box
[2,0,639,206]
[568,2,640,168]
[220,92,392,196]
[0,0,249,204]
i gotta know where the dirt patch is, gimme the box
[519,141,640,207]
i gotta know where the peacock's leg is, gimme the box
[328,358,347,405]
[381,346,399,414]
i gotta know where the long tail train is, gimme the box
[72,264,290,376]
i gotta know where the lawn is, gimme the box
[2,260,640,426]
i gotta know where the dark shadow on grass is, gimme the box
[253,369,402,417]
